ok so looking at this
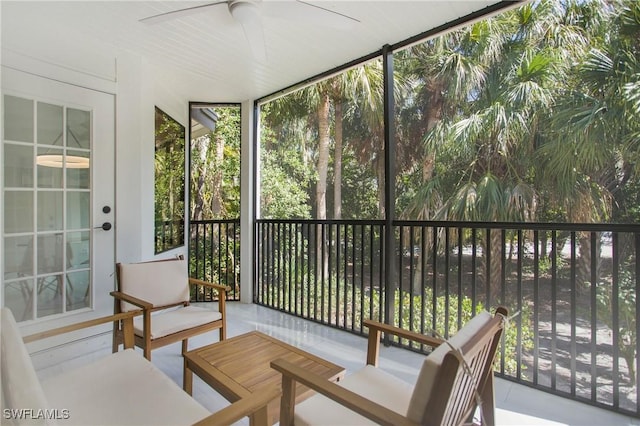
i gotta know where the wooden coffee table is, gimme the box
[183,331,345,425]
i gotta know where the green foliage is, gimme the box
[154,107,185,253]
[330,149,380,219]
[267,269,533,376]
[386,289,533,376]
[260,149,313,219]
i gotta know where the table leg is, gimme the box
[249,406,269,426]
[183,358,193,395]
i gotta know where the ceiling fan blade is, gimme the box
[229,1,267,61]
[296,1,360,25]
[240,19,267,62]
[140,1,229,24]
[263,0,359,30]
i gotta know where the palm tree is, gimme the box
[400,0,598,295]
[539,0,640,287]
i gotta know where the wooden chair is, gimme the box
[111,257,228,360]
[271,307,507,426]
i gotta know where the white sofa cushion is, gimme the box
[405,311,492,423]
[0,308,53,425]
[132,305,222,339]
[293,365,413,426]
[118,259,190,312]
[41,349,210,426]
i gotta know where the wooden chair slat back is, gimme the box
[424,308,506,426]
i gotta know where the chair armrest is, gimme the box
[363,319,443,366]
[364,319,443,346]
[271,359,417,426]
[192,387,281,426]
[23,311,139,344]
[110,290,154,310]
[188,278,230,293]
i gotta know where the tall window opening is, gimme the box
[189,103,241,300]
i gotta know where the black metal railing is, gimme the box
[155,219,185,254]
[255,219,640,418]
[189,219,241,301]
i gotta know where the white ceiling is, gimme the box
[1,1,515,102]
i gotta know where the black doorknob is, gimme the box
[95,222,112,231]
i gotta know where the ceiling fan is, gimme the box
[140,0,360,62]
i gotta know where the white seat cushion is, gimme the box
[406,311,492,423]
[133,305,222,339]
[41,349,210,426]
[293,365,413,426]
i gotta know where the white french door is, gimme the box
[2,68,115,322]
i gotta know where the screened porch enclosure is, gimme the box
[186,1,640,419]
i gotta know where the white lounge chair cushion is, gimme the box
[406,311,493,423]
[133,306,222,339]
[293,365,413,426]
[118,259,190,312]
[41,349,210,426]
[0,308,52,425]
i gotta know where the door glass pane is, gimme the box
[37,275,64,318]
[37,147,64,188]
[4,95,33,142]
[4,279,34,322]
[37,102,63,146]
[67,270,89,311]
[67,108,90,149]
[67,231,90,312]
[67,231,90,270]
[67,192,90,229]
[4,191,34,233]
[4,144,34,188]
[37,191,63,231]
[4,235,33,279]
[66,150,90,189]
[37,233,63,274]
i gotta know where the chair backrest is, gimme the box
[116,258,190,312]
[406,308,506,426]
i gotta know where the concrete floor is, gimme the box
[35,302,640,425]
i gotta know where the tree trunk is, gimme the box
[576,232,602,293]
[316,93,331,278]
[191,135,210,223]
[211,133,225,217]
[316,93,330,221]
[419,76,442,218]
[333,101,343,219]
[488,229,504,302]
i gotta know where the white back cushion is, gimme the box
[405,311,492,423]
[0,308,52,425]
[118,259,190,312]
